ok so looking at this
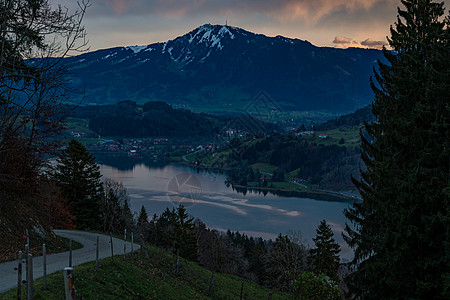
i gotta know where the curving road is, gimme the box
[0,230,140,293]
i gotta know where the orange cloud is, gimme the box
[361,38,388,48]
[333,35,387,50]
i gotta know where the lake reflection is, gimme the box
[96,154,353,260]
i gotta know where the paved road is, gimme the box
[0,230,140,293]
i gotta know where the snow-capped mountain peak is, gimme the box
[126,45,148,54]
[187,24,235,49]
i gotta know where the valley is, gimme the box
[61,100,367,201]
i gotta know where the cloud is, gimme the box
[361,38,388,48]
[54,0,395,51]
[333,36,353,44]
[92,0,390,24]
[333,35,387,50]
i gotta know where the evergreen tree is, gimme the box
[344,1,449,298]
[137,205,149,227]
[173,205,198,262]
[137,205,149,239]
[53,139,103,229]
[156,205,198,261]
[309,220,340,282]
[119,199,135,233]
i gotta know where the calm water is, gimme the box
[96,155,353,260]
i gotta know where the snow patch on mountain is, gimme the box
[102,52,117,60]
[218,26,235,39]
[187,24,235,51]
[127,45,147,53]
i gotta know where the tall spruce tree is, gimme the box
[344,0,449,299]
[53,139,103,230]
[310,220,340,282]
[173,205,198,262]
[137,205,150,239]
[137,205,149,227]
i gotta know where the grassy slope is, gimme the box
[64,117,91,134]
[1,245,290,300]
[304,126,362,147]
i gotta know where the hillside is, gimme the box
[63,24,385,113]
[315,104,375,131]
[66,100,281,139]
[0,245,289,300]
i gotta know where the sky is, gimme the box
[57,0,403,52]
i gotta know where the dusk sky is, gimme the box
[59,0,403,52]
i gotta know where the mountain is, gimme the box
[65,24,385,113]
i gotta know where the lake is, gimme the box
[96,155,353,260]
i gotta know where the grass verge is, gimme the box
[1,245,290,300]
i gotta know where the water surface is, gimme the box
[96,155,353,260]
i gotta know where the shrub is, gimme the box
[294,272,340,300]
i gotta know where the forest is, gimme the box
[196,133,361,191]
[69,100,280,138]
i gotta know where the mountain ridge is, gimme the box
[65,24,384,113]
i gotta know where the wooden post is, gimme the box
[25,244,29,280]
[109,232,114,261]
[26,254,33,300]
[17,251,22,300]
[131,232,134,256]
[240,282,244,300]
[123,229,127,256]
[69,240,72,267]
[43,244,47,290]
[25,229,29,247]
[63,267,75,300]
[96,236,99,271]
[140,238,149,260]
[208,270,215,296]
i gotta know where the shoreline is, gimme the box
[231,184,358,203]
[89,151,359,203]
[176,161,359,203]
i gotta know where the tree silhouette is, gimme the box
[0,0,88,197]
[344,0,449,298]
[309,220,340,282]
[53,139,103,229]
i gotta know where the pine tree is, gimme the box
[309,220,340,282]
[137,205,149,239]
[53,139,103,230]
[173,205,198,262]
[137,205,149,227]
[120,198,135,232]
[156,205,198,261]
[344,1,449,298]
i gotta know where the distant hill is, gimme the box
[315,104,376,130]
[69,101,280,138]
[63,24,385,113]
[70,100,217,138]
